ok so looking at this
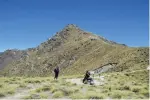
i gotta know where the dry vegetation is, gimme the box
[0,24,149,99]
[0,69,149,99]
[0,24,149,77]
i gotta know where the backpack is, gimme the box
[54,69,57,73]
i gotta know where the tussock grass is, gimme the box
[50,80,59,83]
[31,84,51,93]
[24,92,49,99]
[4,80,9,83]
[69,91,86,99]
[35,88,42,93]
[24,79,41,84]
[0,92,5,97]
[0,77,20,97]
[0,85,16,97]
[49,84,58,93]
[109,90,123,99]
[140,89,149,97]
[52,91,64,98]
[102,70,149,99]
[101,89,109,93]
[23,83,50,100]
[122,85,131,90]
[41,85,50,91]
[86,91,106,99]
[60,81,75,86]
[39,93,48,99]
[60,87,79,96]
[0,84,3,88]
[23,94,40,99]
[131,86,141,93]
[19,83,27,88]
[0,73,149,99]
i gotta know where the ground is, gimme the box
[0,70,149,99]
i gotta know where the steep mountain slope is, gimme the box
[0,49,27,70]
[0,24,149,76]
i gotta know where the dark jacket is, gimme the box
[84,71,90,79]
[54,67,59,74]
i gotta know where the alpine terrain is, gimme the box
[0,24,149,76]
[0,24,149,99]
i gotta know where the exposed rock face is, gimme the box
[91,63,117,74]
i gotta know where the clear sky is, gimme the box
[0,0,148,52]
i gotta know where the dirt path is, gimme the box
[66,76,105,86]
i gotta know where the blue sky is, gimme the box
[0,0,148,52]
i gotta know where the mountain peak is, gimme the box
[63,24,80,30]
[0,24,148,78]
[55,24,84,37]
[66,24,78,28]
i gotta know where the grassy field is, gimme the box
[0,70,149,99]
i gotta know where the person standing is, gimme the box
[54,67,60,80]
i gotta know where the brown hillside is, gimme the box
[0,24,149,76]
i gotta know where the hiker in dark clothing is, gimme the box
[83,71,93,84]
[54,67,59,80]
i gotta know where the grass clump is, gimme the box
[22,95,32,99]
[117,84,131,90]
[7,89,15,94]
[23,93,45,99]
[0,84,3,88]
[0,77,19,97]
[52,91,64,98]
[101,89,109,93]
[4,80,9,83]
[33,85,50,93]
[49,85,58,93]
[46,79,51,81]
[0,92,5,97]
[19,83,27,88]
[70,92,86,99]
[50,80,59,83]
[131,86,141,93]
[88,86,97,91]
[61,87,79,96]
[123,85,130,90]
[34,80,41,83]
[24,78,41,84]
[86,91,105,99]
[39,93,48,99]
[60,80,74,86]
[140,89,149,97]
[0,84,17,96]
[24,80,34,83]
[35,88,42,93]
[110,90,122,99]
[109,90,136,99]
[10,78,16,81]
[41,85,50,91]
